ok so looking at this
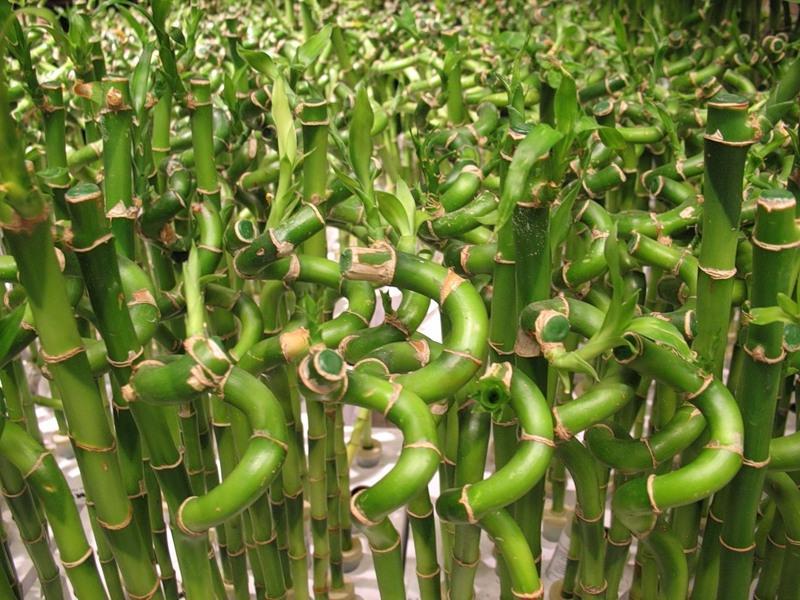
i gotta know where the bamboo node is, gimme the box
[512,586,544,599]
[416,566,441,579]
[96,504,133,531]
[552,408,572,441]
[409,338,431,366]
[514,330,540,358]
[741,451,771,469]
[704,439,744,457]
[303,201,326,226]
[459,244,474,275]
[128,288,157,307]
[751,235,800,251]
[574,506,603,523]
[343,240,397,285]
[60,546,94,570]
[641,437,659,469]
[403,440,442,458]
[268,229,295,257]
[107,347,144,368]
[579,580,608,596]
[686,373,713,399]
[251,429,289,453]
[0,483,28,499]
[785,534,800,547]
[443,347,483,366]
[70,434,117,454]
[440,269,466,305]
[283,253,301,284]
[383,382,403,417]
[280,328,311,363]
[518,431,555,447]
[646,474,662,514]
[350,489,381,527]
[743,343,786,365]
[40,345,85,364]
[354,357,390,376]
[407,505,434,519]
[430,400,449,416]
[488,339,516,356]
[718,536,756,553]
[698,264,737,280]
[128,576,162,600]
[384,313,410,336]
[452,555,480,568]
[459,484,478,524]
[106,201,138,220]
[0,204,51,234]
[370,535,401,554]
[493,252,515,265]
[176,497,204,537]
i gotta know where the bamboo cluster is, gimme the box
[0,1,799,599]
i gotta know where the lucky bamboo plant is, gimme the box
[0,0,800,599]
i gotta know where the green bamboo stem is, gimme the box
[407,489,441,600]
[299,348,441,600]
[264,368,309,600]
[449,404,490,600]
[693,92,756,376]
[340,247,488,405]
[189,78,221,210]
[718,190,800,599]
[436,364,553,597]
[0,519,20,600]
[555,438,607,599]
[0,125,163,600]
[763,472,800,599]
[100,78,136,259]
[325,404,346,594]
[63,183,217,597]
[0,456,64,599]
[0,422,106,598]
[754,514,785,600]
[307,395,330,598]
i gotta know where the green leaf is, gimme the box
[332,166,367,205]
[748,306,795,326]
[777,293,799,318]
[376,191,412,237]
[575,116,600,134]
[151,0,172,30]
[554,352,599,381]
[613,12,629,53]
[12,7,74,63]
[647,101,680,154]
[379,291,394,317]
[131,43,155,116]
[554,73,578,136]
[116,6,147,44]
[550,181,581,256]
[605,223,624,299]
[598,223,638,338]
[395,5,419,38]
[271,76,296,164]
[350,86,374,191]
[627,317,693,358]
[497,123,563,230]
[476,212,498,226]
[394,179,416,221]
[598,126,626,151]
[295,25,332,71]
[0,304,24,364]
[239,46,278,80]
